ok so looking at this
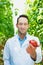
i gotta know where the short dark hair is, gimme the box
[17,14,29,24]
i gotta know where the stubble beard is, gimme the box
[18,30,26,36]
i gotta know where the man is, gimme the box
[3,15,42,65]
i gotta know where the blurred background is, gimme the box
[0,0,43,65]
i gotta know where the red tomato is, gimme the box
[29,40,39,47]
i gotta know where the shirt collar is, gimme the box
[17,33,28,41]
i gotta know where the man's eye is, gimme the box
[24,23,28,25]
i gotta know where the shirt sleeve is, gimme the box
[3,40,11,65]
[35,38,42,63]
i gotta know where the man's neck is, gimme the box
[18,32,26,39]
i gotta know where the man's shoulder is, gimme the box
[5,34,17,45]
[27,34,38,39]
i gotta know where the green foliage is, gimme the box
[0,0,14,44]
[14,8,19,16]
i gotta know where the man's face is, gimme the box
[16,17,29,34]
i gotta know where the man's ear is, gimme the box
[28,24,30,28]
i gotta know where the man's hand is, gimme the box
[26,44,36,61]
